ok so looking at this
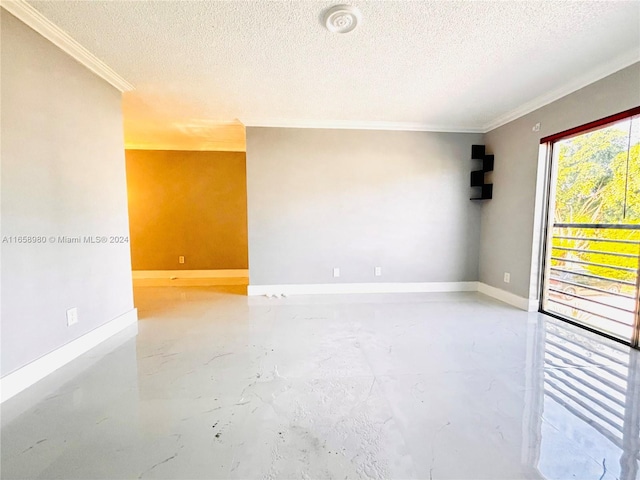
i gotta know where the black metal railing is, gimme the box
[543,223,640,345]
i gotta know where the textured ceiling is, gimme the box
[26,0,640,148]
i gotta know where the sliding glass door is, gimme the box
[541,108,640,347]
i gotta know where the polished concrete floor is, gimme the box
[1,287,639,479]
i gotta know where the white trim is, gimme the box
[248,281,478,296]
[482,49,640,132]
[477,283,538,312]
[132,270,248,287]
[528,145,553,303]
[250,282,541,312]
[0,308,138,403]
[0,0,134,92]
[132,269,248,279]
[242,118,484,134]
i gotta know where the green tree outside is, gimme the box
[550,121,640,288]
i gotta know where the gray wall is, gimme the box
[1,12,134,376]
[246,128,483,285]
[480,62,640,299]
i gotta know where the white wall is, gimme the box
[246,127,483,287]
[1,12,135,376]
[480,62,640,300]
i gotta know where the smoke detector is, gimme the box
[324,5,361,34]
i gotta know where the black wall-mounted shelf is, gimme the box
[470,145,493,200]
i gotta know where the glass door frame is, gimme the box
[538,106,640,349]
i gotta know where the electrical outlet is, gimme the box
[504,272,511,283]
[66,307,78,326]
[333,267,340,278]
[374,266,382,276]
[179,256,185,264]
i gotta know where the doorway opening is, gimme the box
[540,107,640,348]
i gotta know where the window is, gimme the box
[540,107,640,347]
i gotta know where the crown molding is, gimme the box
[482,49,640,133]
[242,118,484,134]
[4,0,634,135]
[1,0,134,92]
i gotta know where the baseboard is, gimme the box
[0,308,138,403]
[132,269,249,286]
[477,283,538,311]
[248,281,478,296]
[132,269,249,279]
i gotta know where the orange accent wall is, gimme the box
[125,150,248,270]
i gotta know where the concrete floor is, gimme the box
[1,287,639,479]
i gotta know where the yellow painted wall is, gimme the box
[125,150,248,270]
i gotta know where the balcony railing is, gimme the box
[543,223,640,345]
